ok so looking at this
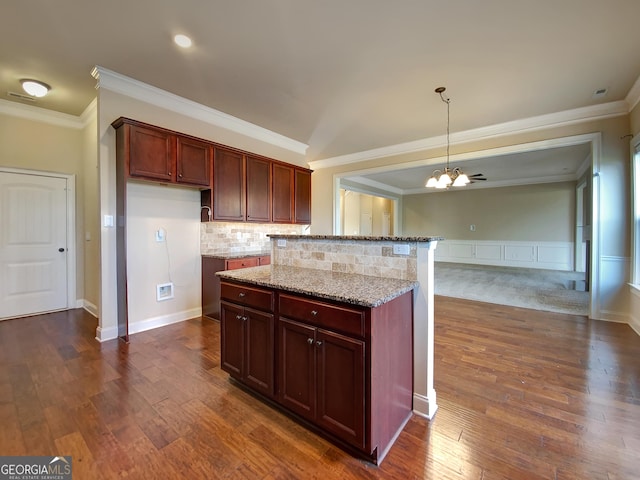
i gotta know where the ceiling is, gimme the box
[2,0,640,184]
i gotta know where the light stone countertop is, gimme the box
[216,265,418,308]
[267,234,444,242]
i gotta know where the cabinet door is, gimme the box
[214,147,245,221]
[278,318,316,419]
[294,168,312,224]
[177,137,211,187]
[316,328,365,449]
[128,124,174,181]
[244,307,275,396]
[246,156,272,223]
[220,301,245,378]
[272,163,294,223]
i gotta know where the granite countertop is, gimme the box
[202,250,271,260]
[267,234,444,242]
[216,265,418,308]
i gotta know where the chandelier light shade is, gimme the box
[425,87,469,188]
[21,79,50,97]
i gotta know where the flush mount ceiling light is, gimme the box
[21,79,50,98]
[173,34,193,48]
[425,87,470,189]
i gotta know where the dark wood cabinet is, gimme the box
[278,318,365,448]
[213,147,245,221]
[220,283,275,397]
[127,122,174,182]
[114,118,212,188]
[272,163,294,223]
[246,155,272,223]
[218,279,413,464]
[294,168,312,224]
[176,136,212,187]
[202,255,270,320]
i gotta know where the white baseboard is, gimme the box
[95,325,118,342]
[128,307,202,336]
[94,307,202,342]
[413,392,438,420]
[82,300,98,318]
[630,286,640,336]
[435,239,574,271]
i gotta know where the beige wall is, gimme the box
[81,110,100,313]
[403,182,576,242]
[0,112,88,306]
[311,114,632,321]
[312,116,630,252]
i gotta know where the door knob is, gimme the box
[58,248,65,252]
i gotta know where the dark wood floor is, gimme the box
[1,297,638,479]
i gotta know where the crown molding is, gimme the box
[0,98,87,129]
[309,100,629,170]
[626,75,640,112]
[91,66,308,156]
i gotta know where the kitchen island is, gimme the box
[216,235,441,464]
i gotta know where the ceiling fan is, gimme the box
[467,173,487,184]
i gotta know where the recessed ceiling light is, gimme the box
[174,34,192,48]
[21,79,50,97]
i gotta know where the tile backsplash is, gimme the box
[272,238,418,281]
[200,222,307,255]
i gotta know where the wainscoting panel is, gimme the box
[435,240,574,271]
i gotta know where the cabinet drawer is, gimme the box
[279,294,364,338]
[226,257,260,270]
[221,282,274,312]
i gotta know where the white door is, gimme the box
[0,171,68,319]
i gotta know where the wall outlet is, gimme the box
[470,224,476,232]
[156,282,174,301]
[392,244,410,255]
[155,228,166,242]
[277,239,287,247]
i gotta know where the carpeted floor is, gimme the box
[434,262,590,316]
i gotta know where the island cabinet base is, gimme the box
[220,280,414,465]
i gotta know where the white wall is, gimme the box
[126,183,201,334]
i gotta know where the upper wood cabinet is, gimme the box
[213,147,245,221]
[272,163,294,223]
[176,136,212,187]
[294,168,312,224]
[246,155,272,223]
[112,117,311,225]
[112,117,211,188]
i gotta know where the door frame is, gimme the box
[0,167,77,314]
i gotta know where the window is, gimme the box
[632,135,640,287]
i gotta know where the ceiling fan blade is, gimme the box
[470,177,487,181]
[468,173,485,178]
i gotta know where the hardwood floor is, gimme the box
[0,297,638,479]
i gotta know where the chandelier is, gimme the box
[425,87,469,188]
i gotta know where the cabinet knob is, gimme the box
[242,316,248,322]
[168,172,172,176]
[179,173,183,178]
[311,310,318,316]
[307,338,314,345]
[238,292,246,298]
[236,314,243,320]
[315,340,323,347]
